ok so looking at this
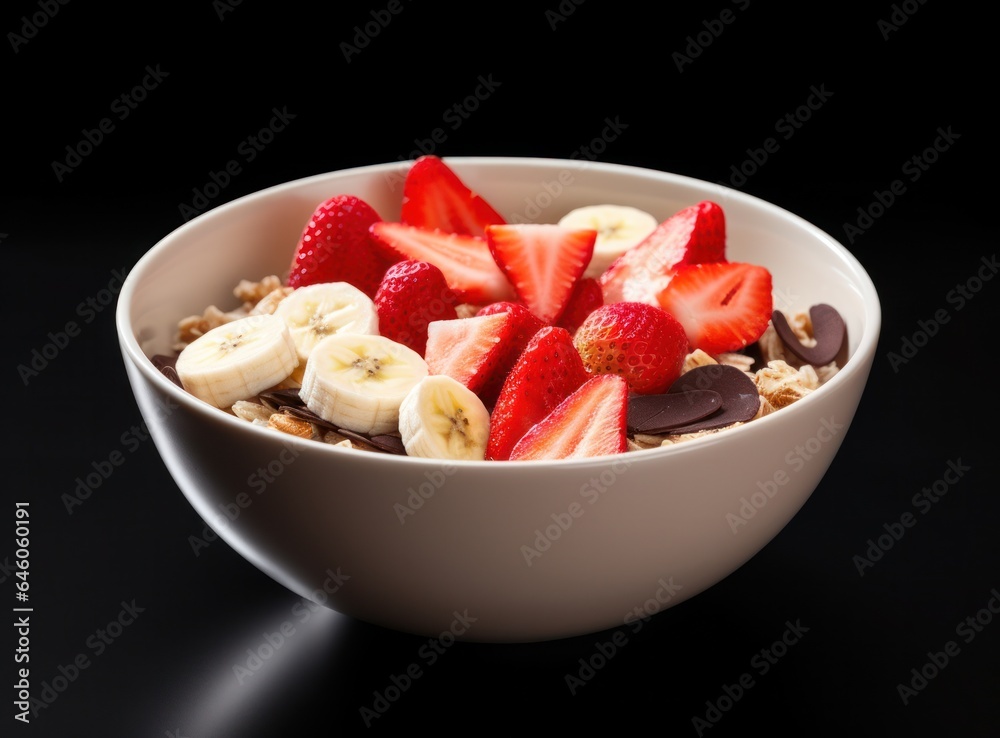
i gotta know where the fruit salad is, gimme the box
[155,156,848,461]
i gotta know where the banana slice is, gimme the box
[558,204,659,278]
[398,375,491,460]
[274,282,380,362]
[175,313,299,409]
[300,333,429,436]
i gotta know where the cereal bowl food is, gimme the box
[117,157,880,642]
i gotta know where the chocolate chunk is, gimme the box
[336,428,408,455]
[665,364,760,433]
[627,390,723,434]
[369,434,407,455]
[282,404,339,432]
[257,388,305,410]
[771,304,847,367]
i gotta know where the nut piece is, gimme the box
[267,412,315,439]
[754,360,819,409]
[231,400,275,424]
[174,305,246,352]
[682,349,718,373]
[235,275,284,309]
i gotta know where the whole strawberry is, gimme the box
[573,302,688,395]
[287,194,399,298]
[374,260,459,355]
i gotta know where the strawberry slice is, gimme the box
[509,374,628,461]
[424,312,520,399]
[474,302,547,406]
[486,224,596,325]
[599,200,726,306]
[485,325,590,461]
[656,262,773,355]
[401,155,507,237]
[555,276,604,335]
[369,222,516,305]
[287,194,399,298]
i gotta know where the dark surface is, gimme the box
[5,3,996,736]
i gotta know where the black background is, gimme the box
[5,2,997,736]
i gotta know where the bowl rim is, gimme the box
[116,156,882,469]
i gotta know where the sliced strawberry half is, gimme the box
[555,276,604,335]
[474,302,547,406]
[423,312,520,398]
[370,222,516,305]
[486,224,596,325]
[486,325,591,461]
[656,261,773,355]
[509,374,629,461]
[401,155,507,237]
[599,200,726,306]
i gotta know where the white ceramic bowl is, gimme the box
[117,158,880,643]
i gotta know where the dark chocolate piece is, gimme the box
[369,434,407,455]
[335,428,407,455]
[627,390,723,434]
[771,304,847,366]
[664,364,759,433]
[282,405,340,432]
[257,388,305,410]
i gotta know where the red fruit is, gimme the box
[485,326,590,461]
[509,375,628,461]
[599,200,726,306]
[401,155,507,237]
[474,302,547,406]
[486,224,596,325]
[287,194,399,298]
[373,260,459,355]
[656,261,773,355]
[573,302,689,395]
[556,277,604,335]
[424,312,520,398]
[369,222,516,305]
